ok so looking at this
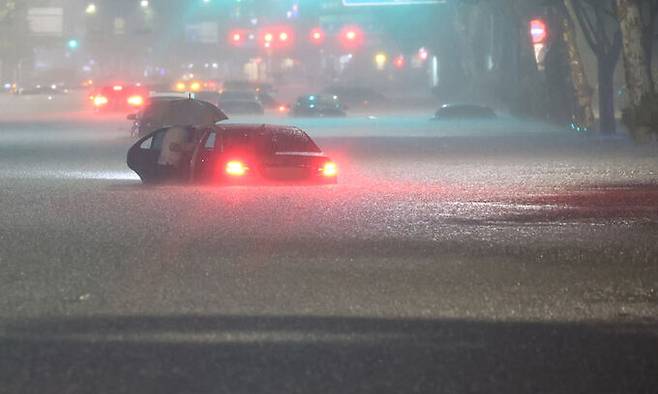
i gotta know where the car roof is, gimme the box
[214,124,299,134]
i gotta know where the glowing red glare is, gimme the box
[310,28,324,44]
[321,161,337,177]
[339,25,363,48]
[226,160,248,176]
[394,55,405,69]
[418,48,428,61]
[127,95,144,107]
[112,85,123,91]
[279,32,288,41]
[278,105,288,112]
[530,19,547,44]
[264,33,273,42]
[233,33,241,42]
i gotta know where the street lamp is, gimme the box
[85,3,97,15]
[140,0,149,8]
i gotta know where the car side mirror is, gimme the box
[169,142,183,153]
[127,114,137,121]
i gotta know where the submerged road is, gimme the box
[1,109,657,393]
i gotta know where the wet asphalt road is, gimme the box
[0,110,657,393]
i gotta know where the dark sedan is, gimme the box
[127,124,337,185]
[291,95,346,117]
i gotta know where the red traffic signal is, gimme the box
[309,27,325,45]
[260,26,293,49]
[393,55,405,69]
[339,25,363,49]
[530,19,547,44]
[228,29,248,46]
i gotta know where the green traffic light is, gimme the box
[67,39,79,49]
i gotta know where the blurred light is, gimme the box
[278,105,288,112]
[339,25,363,49]
[308,95,315,100]
[226,161,248,176]
[393,55,405,69]
[321,162,337,177]
[85,3,97,15]
[418,47,428,61]
[94,95,108,107]
[212,63,219,69]
[190,81,201,91]
[264,33,273,42]
[286,11,293,19]
[250,18,258,25]
[127,95,144,107]
[279,32,288,41]
[175,82,186,91]
[4,83,11,89]
[309,28,324,44]
[67,39,80,49]
[530,19,547,44]
[203,0,211,3]
[51,84,57,89]
[140,0,149,8]
[374,52,387,69]
[113,85,123,91]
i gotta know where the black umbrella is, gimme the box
[157,97,228,127]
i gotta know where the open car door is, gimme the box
[127,126,202,183]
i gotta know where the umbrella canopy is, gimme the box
[152,97,228,128]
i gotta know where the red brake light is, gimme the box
[127,95,144,107]
[113,85,123,91]
[93,95,108,107]
[226,160,248,176]
[321,161,337,177]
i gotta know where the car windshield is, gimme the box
[1,1,657,393]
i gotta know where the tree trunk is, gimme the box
[617,0,655,141]
[598,57,617,134]
[617,0,653,106]
[561,0,595,130]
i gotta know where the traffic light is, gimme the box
[530,19,547,44]
[393,55,405,69]
[67,39,80,50]
[260,26,293,49]
[339,25,363,49]
[309,27,325,44]
[228,29,246,46]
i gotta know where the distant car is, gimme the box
[127,124,337,185]
[223,80,274,94]
[432,104,497,120]
[91,84,149,112]
[16,84,65,96]
[217,90,265,115]
[322,86,389,109]
[291,95,346,117]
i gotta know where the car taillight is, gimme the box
[94,95,108,107]
[320,161,337,177]
[175,82,186,91]
[190,81,201,91]
[225,160,248,176]
[127,95,144,107]
[278,105,288,112]
[113,85,123,91]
